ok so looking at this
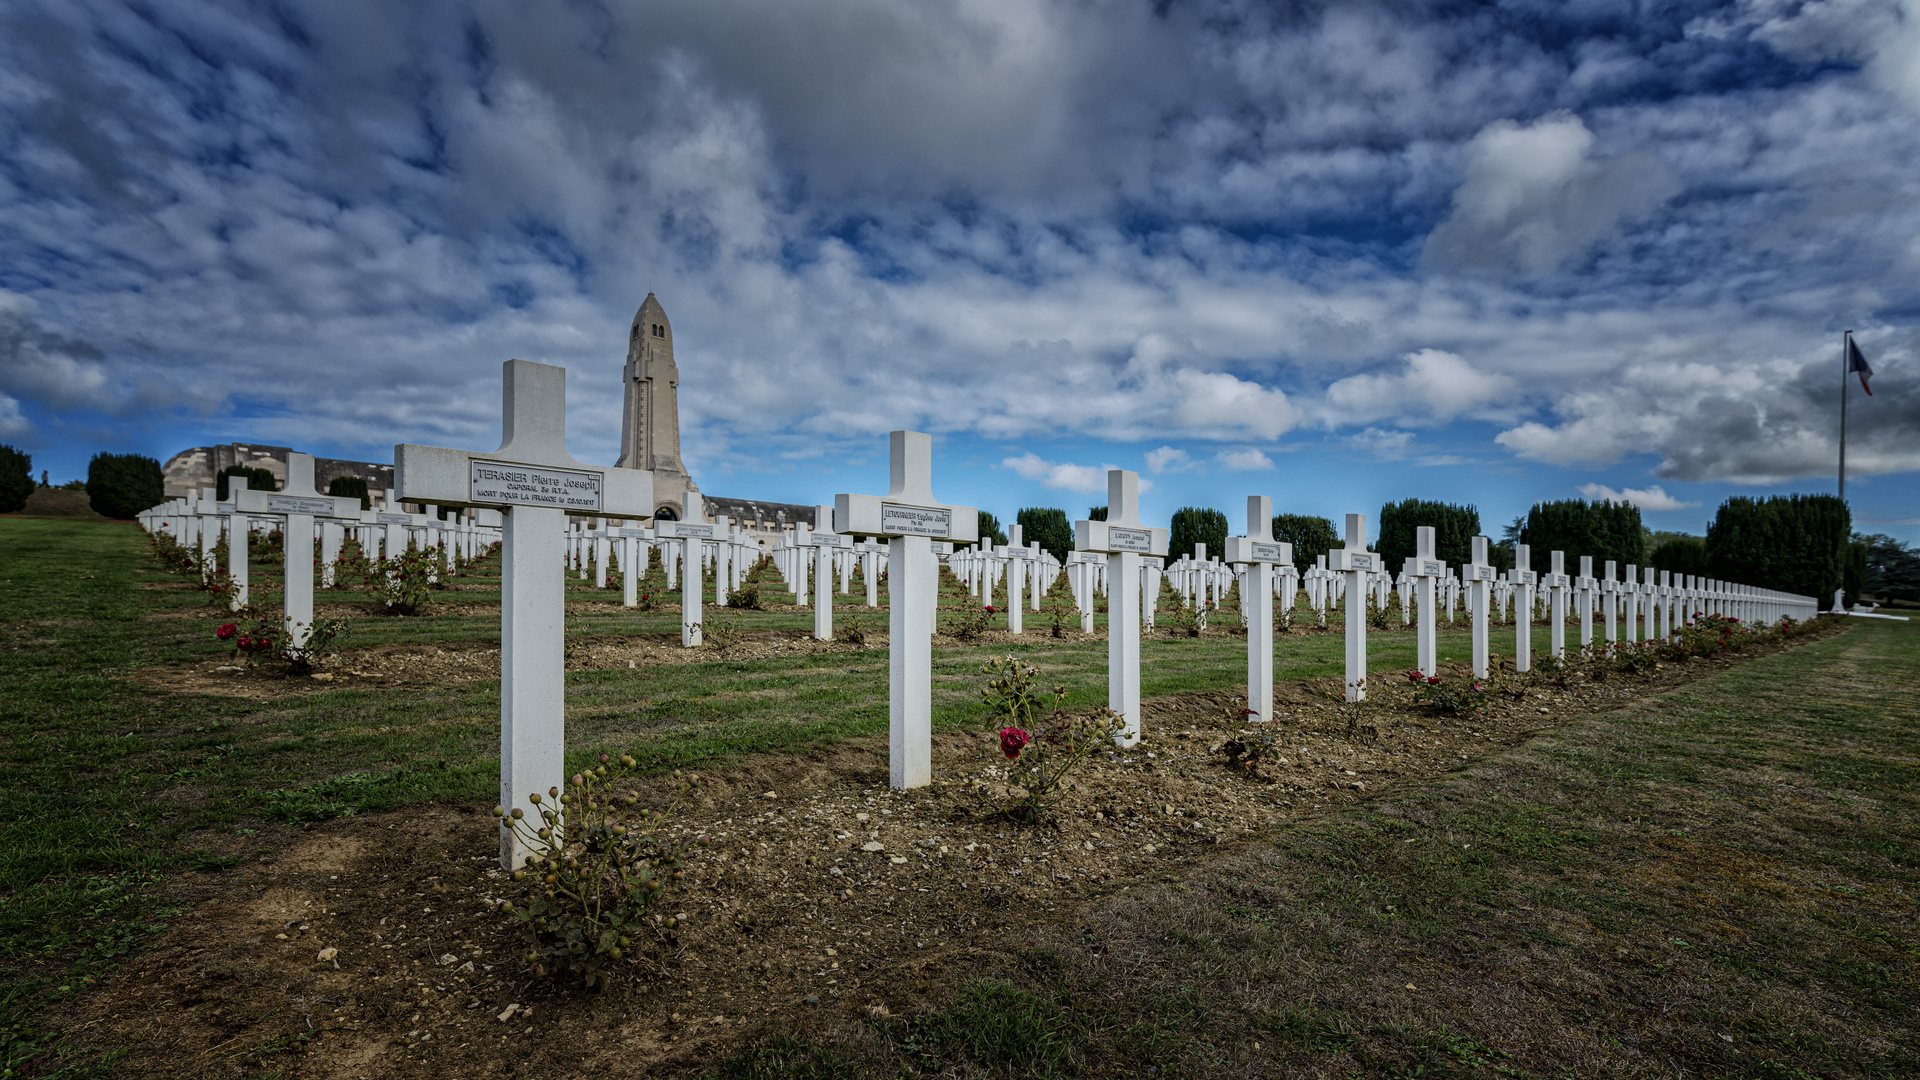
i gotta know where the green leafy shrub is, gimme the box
[86,452,164,519]
[1520,498,1643,568]
[1376,498,1481,572]
[365,544,437,615]
[975,510,1008,548]
[1220,718,1281,778]
[942,601,995,641]
[0,444,31,514]
[727,581,762,608]
[217,465,277,500]
[835,612,868,645]
[1272,514,1339,565]
[326,475,371,510]
[704,610,743,653]
[1014,507,1074,562]
[979,655,1066,730]
[494,757,707,989]
[1169,506,1228,562]
[1403,669,1490,718]
[1706,494,1850,600]
[215,615,350,674]
[987,708,1128,823]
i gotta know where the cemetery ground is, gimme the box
[0,518,1912,1078]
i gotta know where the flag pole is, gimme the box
[1839,330,1850,503]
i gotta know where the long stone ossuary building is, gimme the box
[163,294,816,539]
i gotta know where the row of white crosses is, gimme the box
[374,359,1824,868]
[139,466,503,617]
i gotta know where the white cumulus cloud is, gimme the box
[1577,483,1700,511]
[1001,451,1120,494]
[1423,114,1681,277]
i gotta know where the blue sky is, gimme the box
[2,0,1916,542]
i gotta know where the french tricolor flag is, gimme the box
[1847,337,1874,396]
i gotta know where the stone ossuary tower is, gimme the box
[618,293,698,519]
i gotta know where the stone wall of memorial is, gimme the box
[163,441,395,498]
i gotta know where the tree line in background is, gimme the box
[2,442,1913,607]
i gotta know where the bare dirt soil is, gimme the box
[58,624,1842,1078]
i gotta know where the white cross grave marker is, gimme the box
[1326,514,1378,701]
[655,492,715,646]
[1465,535,1497,678]
[1225,496,1291,723]
[836,431,978,788]
[1542,551,1571,658]
[1075,470,1167,746]
[394,359,654,868]
[235,453,360,645]
[1402,525,1447,677]
[225,477,251,610]
[1509,544,1537,672]
[809,504,851,641]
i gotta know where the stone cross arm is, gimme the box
[394,360,653,519]
[235,452,361,518]
[1075,469,1167,556]
[834,431,979,543]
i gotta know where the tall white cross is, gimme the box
[1465,535,1497,678]
[224,476,251,611]
[1074,470,1167,745]
[1326,514,1378,701]
[1402,525,1447,677]
[836,431,978,788]
[655,492,715,646]
[235,452,360,645]
[394,359,654,868]
[1509,544,1537,672]
[1225,496,1290,723]
[1542,551,1570,658]
[809,503,851,641]
[1603,560,1620,644]
[1577,556,1597,648]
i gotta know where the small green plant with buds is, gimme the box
[494,756,707,990]
[979,655,1067,731]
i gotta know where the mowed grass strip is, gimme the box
[716,619,1920,1080]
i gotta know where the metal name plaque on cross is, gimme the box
[1109,527,1153,553]
[1513,570,1538,585]
[1333,551,1375,572]
[1466,565,1497,581]
[810,533,850,548]
[1250,542,1287,563]
[216,505,235,515]
[268,495,337,516]
[469,460,604,512]
[617,528,653,539]
[377,513,415,524]
[662,522,715,540]
[881,503,952,538]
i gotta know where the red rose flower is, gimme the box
[216,622,238,640]
[999,727,1030,759]
[984,605,996,614]
[1427,675,1441,685]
